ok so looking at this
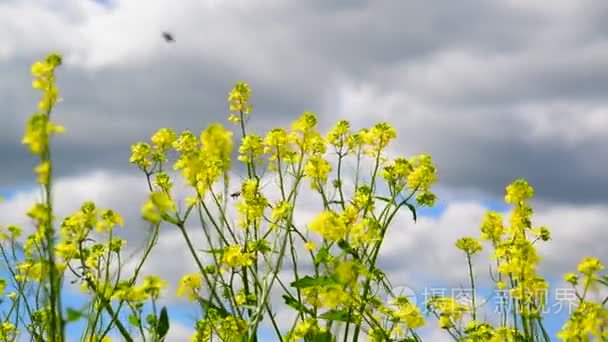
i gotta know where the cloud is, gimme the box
[1,1,608,339]
[1,0,608,204]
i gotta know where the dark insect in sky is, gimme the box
[162,32,175,42]
[230,191,241,199]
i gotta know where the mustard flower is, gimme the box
[326,120,351,149]
[221,245,255,268]
[141,275,168,299]
[238,134,264,164]
[504,179,534,204]
[455,237,483,255]
[200,123,233,170]
[406,154,437,193]
[129,142,153,169]
[176,273,203,300]
[363,122,396,155]
[558,301,608,341]
[151,128,176,152]
[577,257,604,275]
[309,211,348,242]
[480,211,505,244]
[228,82,252,117]
[172,130,198,153]
[304,155,331,190]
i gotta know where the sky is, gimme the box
[1,0,607,341]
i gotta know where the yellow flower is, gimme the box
[0,322,17,341]
[406,154,437,193]
[176,273,203,300]
[317,285,349,309]
[129,142,152,169]
[142,275,168,299]
[35,161,50,185]
[326,120,351,149]
[504,179,534,204]
[141,191,175,223]
[292,111,318,133]
[304,155,331,190]
[154,172,173,191]
[222,245,255,268]
[96,209,124,233]
[271,201,292,227]
[238,134,264,164]
[564,273,579,285]
[151,128,176,152]
[455,237,482,255]
[172,130,198,153]
[200,123,233,170]
[577,257,604,275]
[391,296,425,329]
[480,211,505,243]
[558,301,608,341]
[363,122,396,154]
[228,82,252,116]
[263,128,295,170]
[304,241,316,251]
[235,292,247,305]
[309,211,348,242]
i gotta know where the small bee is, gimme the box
[230,191,241,199]
[162,31,175,43]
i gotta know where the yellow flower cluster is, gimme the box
[559,302,608,341]
[461,321,521,341]
[111,275,167,303]
[228,82,252,123]
[303,284,350,310]
[0,322,17,341]
[141,191,175,224]
[285,319,323,342]
[0,225,22,241]
[388,296,425,330]
[455,237,483,255]
[309,211,348,242]
[57,202,125,261]
[428,297,469,329]
[362,122,397,155]
[558,257,607,340]
[176,273,203,300]
[191,311,247,342]
[23,54,65,189]
[235,179,269,229]
[263,128,296,170]
[221,245,255,268]
[238,134,264,165]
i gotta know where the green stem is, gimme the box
[466,253,477,321]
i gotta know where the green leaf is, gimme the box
[282,295,313,315]
[156,306,170,339]
[146,313,156,326]
[66,307,83,322]
[406,203,417,222]
[310,331,334,342]
[290,275,337,289]
[337,240,360,260]
[128,314,140,327]
[320,309,351,322]
[314,246,330,265]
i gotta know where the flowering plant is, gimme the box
[0,53,604,341]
